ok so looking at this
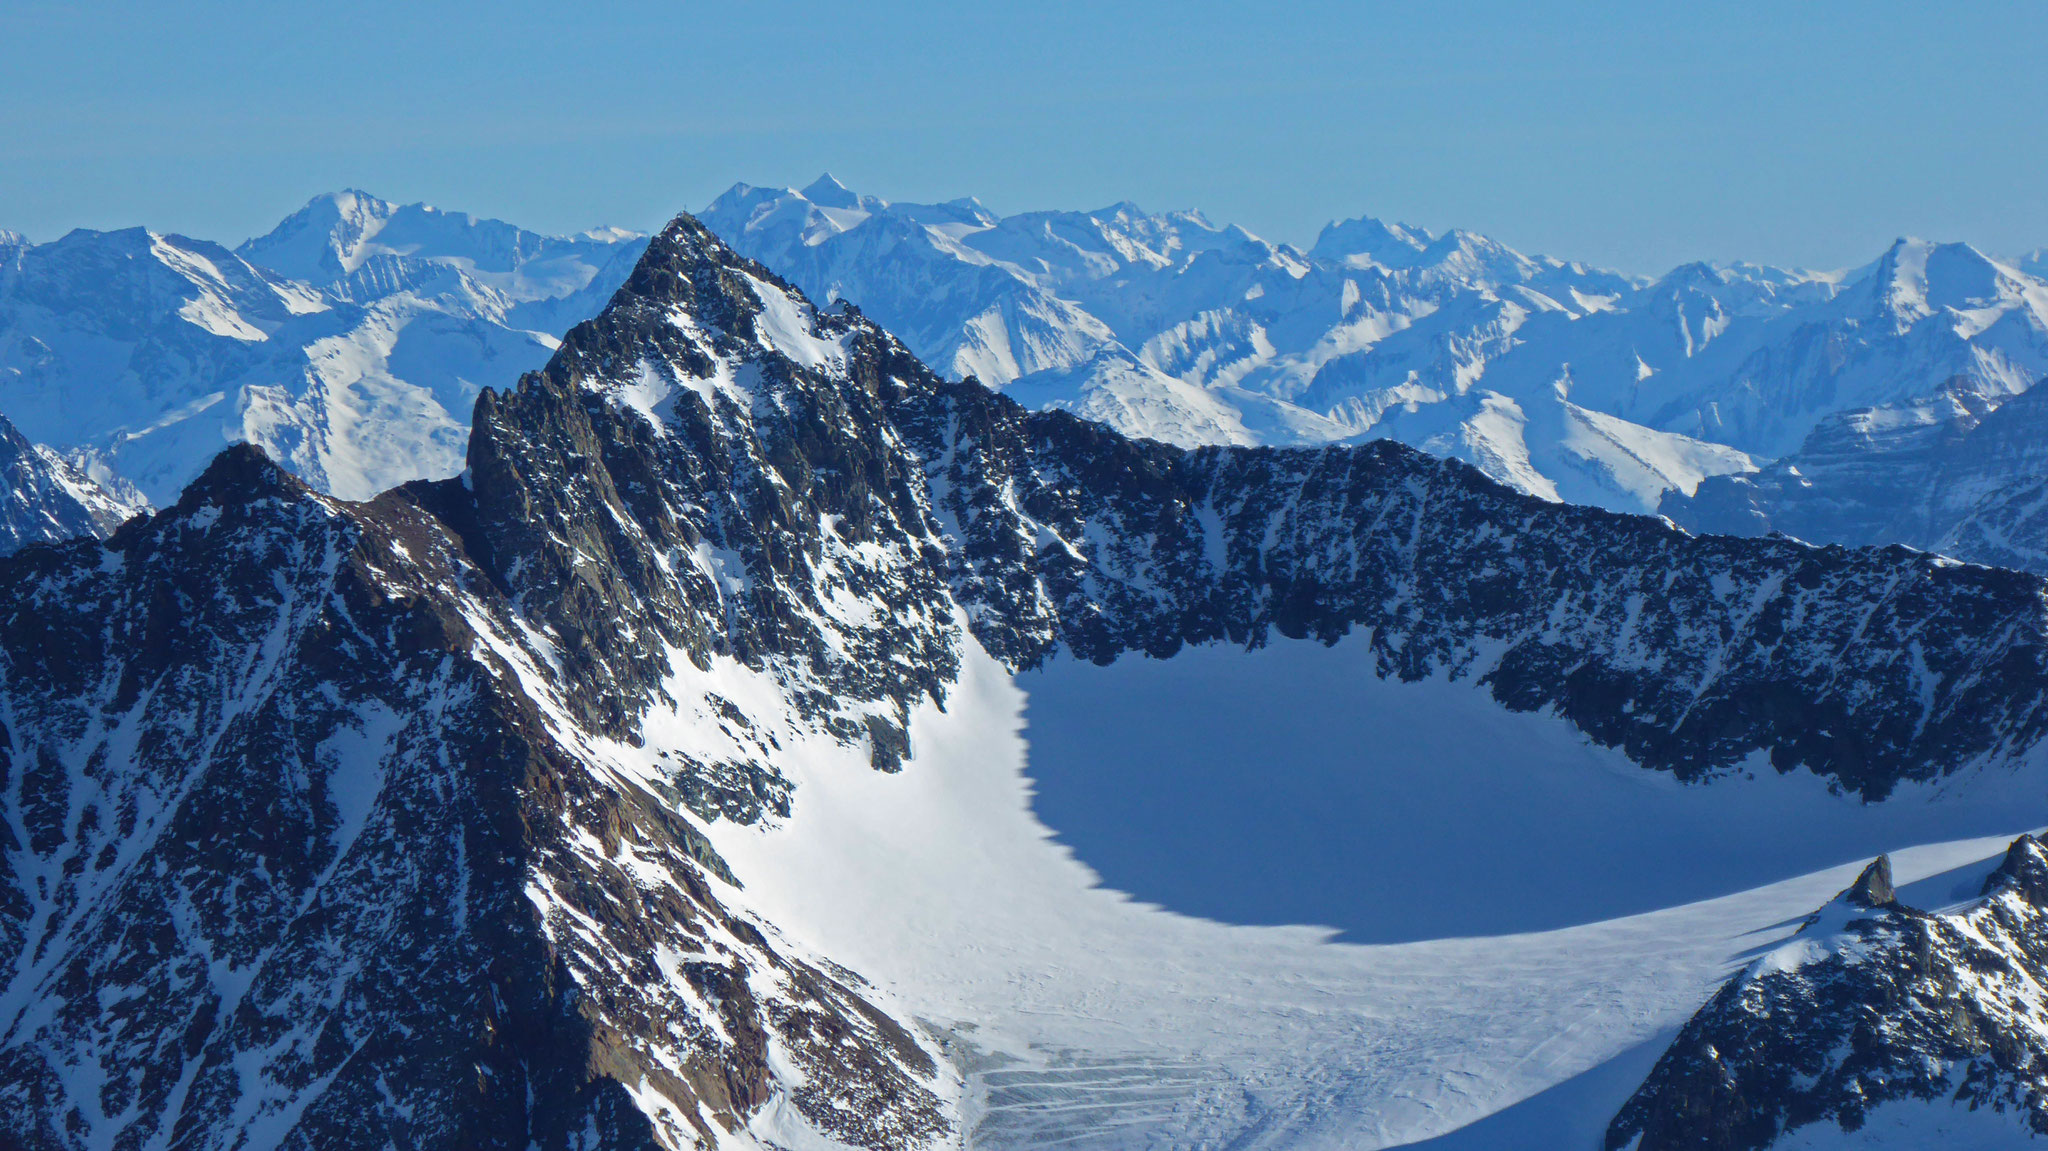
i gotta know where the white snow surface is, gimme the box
[678,632,2045,1150]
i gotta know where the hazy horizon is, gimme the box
[5,1,2045,274]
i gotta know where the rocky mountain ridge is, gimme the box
[1610,838,2048,1149]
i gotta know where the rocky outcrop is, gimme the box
[1607,837,2048,1150]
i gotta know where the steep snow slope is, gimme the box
[0,411,147,552]
[0,194,643,502]
[1365,384,1757,509]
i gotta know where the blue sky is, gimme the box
[3,1,2044,274]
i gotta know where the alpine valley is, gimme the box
[6,188,2048,1151]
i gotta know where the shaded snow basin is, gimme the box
[704,634,2047,1149]
[1018,636,2041,944]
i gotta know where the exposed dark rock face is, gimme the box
[9,211,2048,1148]
[0,440,949,1144]
[0,412,144,554]
[1607,836,2048,1150]
[904,367,2048,801]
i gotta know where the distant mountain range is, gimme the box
[4,179,2047,555]
[0,194,645,504]
[699,176,2048,524]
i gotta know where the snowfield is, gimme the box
[698,634,2043,1149]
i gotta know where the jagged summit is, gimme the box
[1842,854,1898,908]
[1984,833,2048,902]
[799,172,863,209]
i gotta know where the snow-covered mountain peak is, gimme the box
[236,188,402,280]
[799,171,864,209]
[238,190,645,305]
[1862,236,2044,330]
[1308,213,1435,267]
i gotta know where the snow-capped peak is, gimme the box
[237,188,403,280]
[799,171,864,210]
[1308,213,1435,267]
[1865,236,2040,329]
[236,190,646,304]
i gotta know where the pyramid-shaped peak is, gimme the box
[238,190,404,280]
[801,173,862,209]
[172,443,312,514]
[1843,855,1897,909]
[554,210,826,356]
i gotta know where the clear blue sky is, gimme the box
[4,1,2044,274]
